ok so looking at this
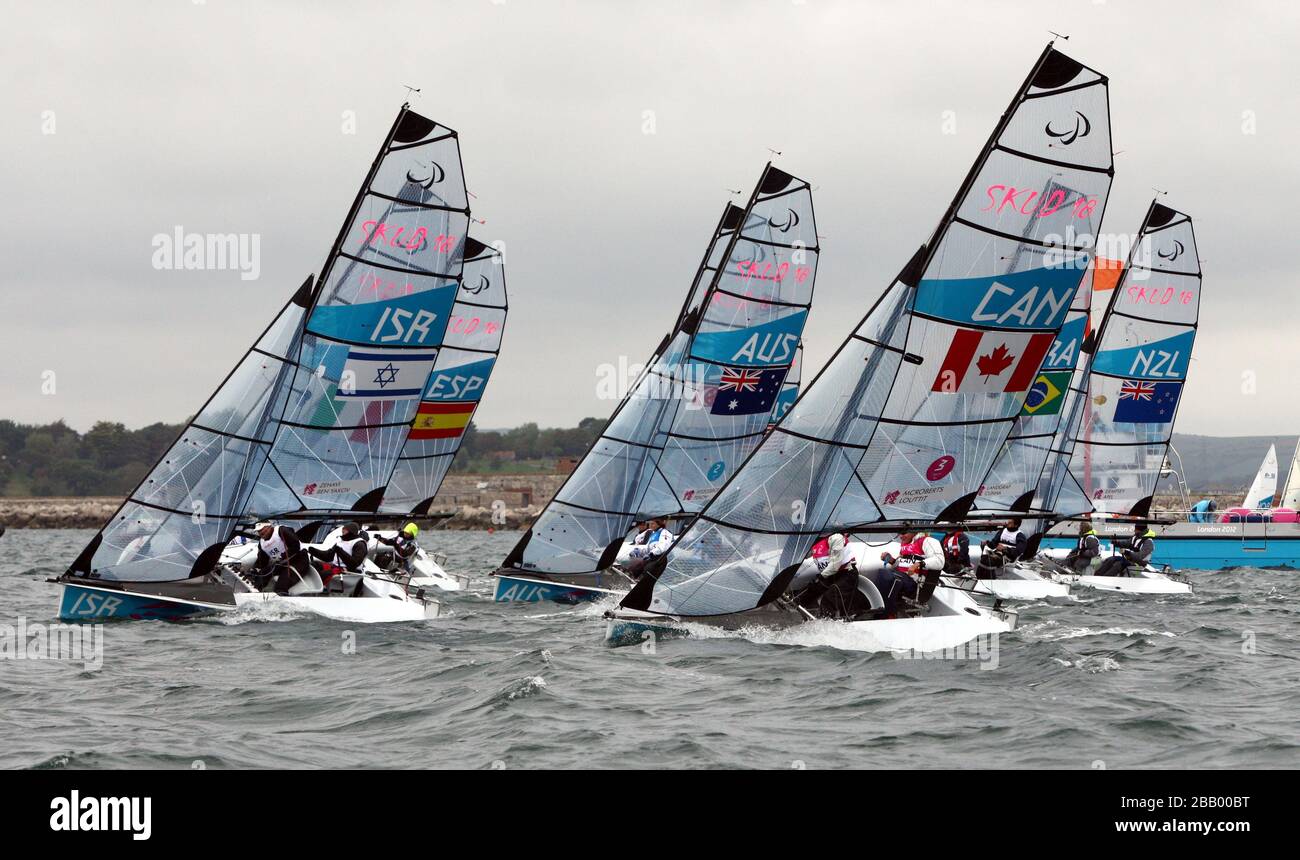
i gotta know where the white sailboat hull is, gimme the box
[605,582,1015,654]
[232,591,440,622]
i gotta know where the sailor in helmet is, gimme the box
[308,521,371,572]
[375,522,421,573]
[249,520,322,594]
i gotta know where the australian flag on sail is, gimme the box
[708,367,787,416]
[338,348,439,400]
[1113,380,1182,424]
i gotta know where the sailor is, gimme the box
[308,521,370,572]
[978,518,1027,578]
[249,521,320,593]
[942,528,971,574]
[1189,498,1217,523]
[797,533,885,617]
[1062,521,1101,573]
[375,522,420,572]
[867,533,921,616]
[1095,523,1155,577]
[624,517,674,576]
[909,531,947,605]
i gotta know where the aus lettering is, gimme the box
[732,332,797,365]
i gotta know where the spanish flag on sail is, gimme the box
[409,401,475,440]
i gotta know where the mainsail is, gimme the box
[1064,201,1202,518]
[501,166,817,577]
[623,44,1114,617]
[1242,444,1279,509]
[67,106,471,583]
[382,237,507,514]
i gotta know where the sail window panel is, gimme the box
[195,349,295,440]
[548,438,660,524]
[748,181,817,251]
[1075,375,1180,445]
[1000,79,1112,170]
[521,502,631,574]
[979,434,1054,509]
[923,223,1092,297]
[266,423,409,508]
[702,433,880,533]
[879,316,1033,424]
[954,148,1111,246]
[654,432,763,511]
[647,524,801,617]
[315,259,459,323]
[437,306,506,353]
[1142,220,1198,274]
[253,301,310,361]
[338,194,468,283]
[1069,440,1165,514]
[1091,318,1195,381]
[712,237,818,309]
[382,457,450,514]
[1107,268,1200,326]
[780,338,901,447]
[370,129,469,212]
[859,419,1010,521]
[90,503,233,582]
[131,427,262,517]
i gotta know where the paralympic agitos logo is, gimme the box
[1045,111,1091,145]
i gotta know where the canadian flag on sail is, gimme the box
[930,329,1055,394]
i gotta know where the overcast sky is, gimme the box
[2,0,1297,437]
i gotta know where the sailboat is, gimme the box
[605,43,1114,651]
[1240,444,1278,510]
[1034,201,1200,592]
[491,165,818,603]
[55,105,478,623]
[1278,446,1300,512]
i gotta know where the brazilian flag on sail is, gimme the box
[1020,371,1071,416]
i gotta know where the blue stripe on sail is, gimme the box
[1091,330,1195,380]
[424,357,496,401]
[1043,315,1086,370]
[691,311,806,367]
[306,285,458,347]
[914,263,1086,330]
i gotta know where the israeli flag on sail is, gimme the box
[338,348,439,400]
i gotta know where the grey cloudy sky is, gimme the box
[2,0,1297,436]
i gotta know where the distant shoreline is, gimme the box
[0,474,570,531]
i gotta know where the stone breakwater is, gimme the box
[0,474,571,531]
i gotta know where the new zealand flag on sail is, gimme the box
[1113,380,1182,424]
[708,367,788,416]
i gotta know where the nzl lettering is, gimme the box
[1129,348,1182,378]
[371,306,439,344]
[971,283,1070,327]
[981,186,1099,220]
[427,373,485,400]
[732,332,797,364]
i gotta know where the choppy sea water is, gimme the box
[2,528,1297,769]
